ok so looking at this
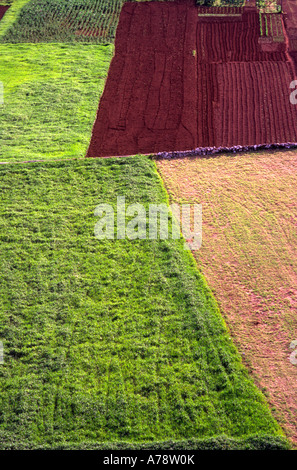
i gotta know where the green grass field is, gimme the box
[0,0,291,450]
[0,156,289,449]
[0,43,112,162]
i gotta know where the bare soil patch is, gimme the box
[157,150,297,446]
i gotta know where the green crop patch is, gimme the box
[0,0,180,43]
[0,43,113,162]
[0,0,124,43]
[0,156,289,449]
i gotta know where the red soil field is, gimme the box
[87,1,297,158]
[0,5,9,21]
[283,0,297,33]
[283,0,297,73]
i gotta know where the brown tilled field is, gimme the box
[87,1,297,158]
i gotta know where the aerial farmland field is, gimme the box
[87,1,297,158]
[157,150,297,445]
[0,0,296,454]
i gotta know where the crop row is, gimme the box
[196,11,286,63]
[88,3,297,158]
[196,1,244,6]
[1,0,124,43]
[197,6,244,15]
[259,13,284,38]
[214,61,297,147]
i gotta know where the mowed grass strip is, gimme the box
[0,43,113,162]
[0,156,288,449]
[157,151,297,447]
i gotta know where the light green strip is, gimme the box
[0,0,31,39]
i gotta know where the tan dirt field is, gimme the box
[157,150,297,446]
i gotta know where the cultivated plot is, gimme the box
[87,2,297,158]
[0,44,112,162]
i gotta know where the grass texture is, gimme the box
[0,156,289,449]
[0,43,113,162]
[0,0,178,43]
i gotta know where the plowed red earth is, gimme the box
[87,2,297,158]
[0,5,9,21]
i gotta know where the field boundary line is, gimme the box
[0,157,85,166]
[2,144,297,167]
[152,142,297,159]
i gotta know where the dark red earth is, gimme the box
[87,1,297,158]
[0,5,9,21]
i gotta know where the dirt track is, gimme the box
[283,0,297,31]
[87,2,297,158]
